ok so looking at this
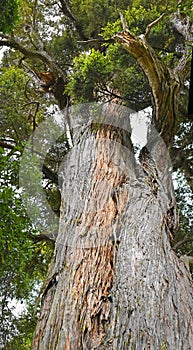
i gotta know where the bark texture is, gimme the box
[32,104,193,350]
[114,30,181,146]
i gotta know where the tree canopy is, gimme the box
[0,0,192,348]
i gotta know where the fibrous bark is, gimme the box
[31,14,193,350]
[32,104,193,350]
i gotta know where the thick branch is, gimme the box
[0,34,65,79]
[114,30,179,145]
[59,0,87,41]
[173,51,192,84]
[114,10,193,145]
[0,140,16,150]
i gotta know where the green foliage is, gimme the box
[0,64,55,347]
[66,48,112,102]
[102,1,179,53]
[51,30,80,73]
[0,0,20,33]
[0,146,54,347]
[0,66,34,142]
[174,171,193,274]
[70,0,118,38]
[0,65,48,143]
[106,43,151,108]
[100,1,185,106]
[125,5,162,35]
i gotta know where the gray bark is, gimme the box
[32,104,193,350]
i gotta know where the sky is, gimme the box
[0,47,7,61]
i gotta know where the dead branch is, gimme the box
[145,13,166,37]
[113,30,179,145]
[77,38,113,44]
[120,13,128,32]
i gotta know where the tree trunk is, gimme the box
[32,103,193,350]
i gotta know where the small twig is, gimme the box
[145,13,165,37]
[120,12,128,32]
[24,79,33,102]
[98,88,123,101]
[77,38,113,44]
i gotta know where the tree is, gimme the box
[0,0,20,33]
[0,0,193,349]
[0,52,55,348]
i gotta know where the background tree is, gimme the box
[0,0,20,33]
[0,64,55,348]
[0,0,193,349]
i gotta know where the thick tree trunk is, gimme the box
[32,104,193,350]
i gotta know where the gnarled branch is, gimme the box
[114,30,179,145]
[0,34,65,79]
[114,11,192,145]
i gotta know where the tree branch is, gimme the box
[29,232,54,243]
[59,0,88,41]
[0,140,16,150]
[114,30,179,145]
[170,10,193,82]
[113,10,193,146]
[173,50,192,84]
[145,13,165,37]
[77,38,113,44]
[171,11,193,42]
[120,13,128,32]
[173,236,193,250]
[0,34,65,79]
